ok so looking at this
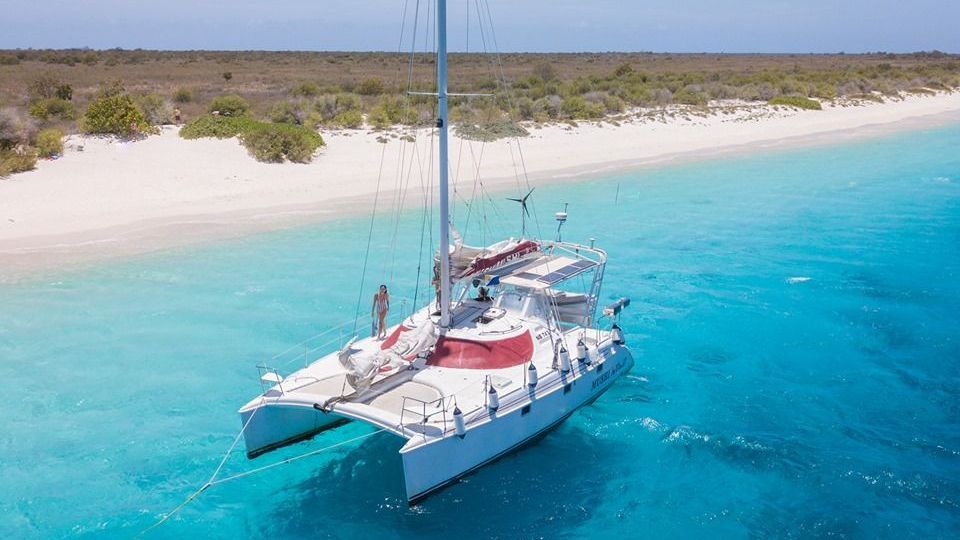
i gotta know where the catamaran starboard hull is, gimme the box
[400,342,633,503]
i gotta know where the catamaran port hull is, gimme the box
[240,399,348,459]
[400,343,633,503]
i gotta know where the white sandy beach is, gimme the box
[2,91,960,277]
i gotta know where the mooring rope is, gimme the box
[136,419,386,537]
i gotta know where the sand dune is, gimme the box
[2,92,959,277]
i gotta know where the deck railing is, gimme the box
[399,394,456,439]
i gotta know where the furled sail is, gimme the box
[338,320,438,392]
[438,229,541,281]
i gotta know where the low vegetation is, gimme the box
[238,122,324,163]
[36,128,64,157]
[455,121,529,142]
[172,87,193,103]
[0,149,36,177]
[179,115,260,139]
[28,98,75,121]
[135,93,173,125]
[0,107,37,176]
[0,49,957,171]
[768,95,823,110]
[207,94,250,116]
[179,112,323,163]
[80,93,153,137]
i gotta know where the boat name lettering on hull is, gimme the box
[592,358,625,390]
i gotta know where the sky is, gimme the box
[0,0,957,53]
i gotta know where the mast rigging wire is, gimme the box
[351,142,389,336]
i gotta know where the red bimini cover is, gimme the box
[427,331,534,370]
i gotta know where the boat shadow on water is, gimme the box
[262,422,620,538]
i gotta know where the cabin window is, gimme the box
[521,404,531,416]
[596,362,604,373]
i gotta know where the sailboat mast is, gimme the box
[436,0,452,328]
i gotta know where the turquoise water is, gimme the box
[2,124,960,538]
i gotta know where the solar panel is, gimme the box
[537,259,596,284]
[498,255,598,289]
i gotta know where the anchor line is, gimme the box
[207,428,385,487]
[136,396,385,537]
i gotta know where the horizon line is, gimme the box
[2,47,958,56]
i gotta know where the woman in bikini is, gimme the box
[372,284,390,339]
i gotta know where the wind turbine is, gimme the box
[506,188,534,237]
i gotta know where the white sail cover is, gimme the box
[339,321,438,392]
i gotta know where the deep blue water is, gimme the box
[2,124,959,539]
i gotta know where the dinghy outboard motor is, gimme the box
[611,323,625,345]
[603,297,631,317]
[603,297,630,346]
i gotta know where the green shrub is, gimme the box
[614,63,635,77]
[0,149,37,177]
[312,93,363,125]
[81,94,153,137]
[560,96,587,118]
[136,93,173,125]
[331,109,363,128]
[55,84,73,101]
[603,94,625,113]
[356,78,386,96]
[27,74,60,101]
[178,115,259,139]
[97,80,127,98]
[532,62,558,82]
[291,82,321,97]
[208,94,250,116]
[560,95,603,119]
[336,93,362,113]
[367,95,415,128]
[270,101,306,124]
[0,109,20,150]
[238,122,324,163]
[36,128,64,158]
[455,121,529,142]
[28,98,76,121]
[767,95,822,110]
[172,87,194,104]
[673,87,708,106]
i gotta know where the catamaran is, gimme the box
[237,0,633,504]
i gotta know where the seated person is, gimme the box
[476,285,492,302]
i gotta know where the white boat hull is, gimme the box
[240,396,349,458]
[400,342,633,502]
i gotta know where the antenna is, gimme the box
[554,202,568,242]
[506,188,534,238]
